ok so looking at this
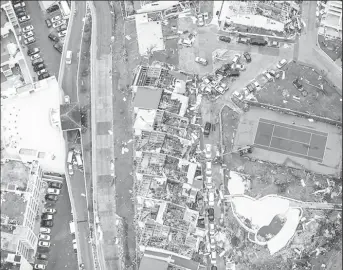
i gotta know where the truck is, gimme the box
[75,153,83,168]
[67,150,74,164]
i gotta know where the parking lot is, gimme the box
[19,1,65,80]
[35,173,78,270]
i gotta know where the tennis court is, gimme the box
[254,118,328,163]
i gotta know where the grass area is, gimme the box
[255,61,342,121]
[318,34,342,62]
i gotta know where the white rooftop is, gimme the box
[1,76,66,173]
[133,109,156,131]
[135,13,165,56]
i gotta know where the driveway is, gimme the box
[22,1,62,80]
[36,180,78,270]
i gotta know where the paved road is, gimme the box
[23,1,62,80]
[61,1,87,101]
[295,1,342,94]
[90,2,121,270]
[37,176,78,270]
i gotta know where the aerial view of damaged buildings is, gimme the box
[1,0,342,270]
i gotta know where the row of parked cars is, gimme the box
[46,14,67,54]
[34,181,63,270]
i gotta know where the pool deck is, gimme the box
[233,107,342,176]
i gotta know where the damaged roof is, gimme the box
[133,87,163,110]
[59,103,81,131]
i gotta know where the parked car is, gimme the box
[51,15,62,23]
[219,36,231,43]
[53,42,63,53]
[48,33,59,42]
[13,2,26,8]
[64,95,70,104]
[233,90,244,101]
[45,19,52,28]
[237,36,250,44]
[263,71,273,82]
[32,58,44,66]
[208,192,215,206]
[41,220,53,227]
[203,12,209,20]
[47,188,60,195]
[268,69,277,77]
[58,30,67,37]
[243,52,251,62]
[41,214,54,221]
[231,54,241,64]
[39,234,51,241]
[197,14,204,26]
[45,194,58,201]
[228,70,240,77]
[22,25,33,33]
[206,161,212,177]
[36,69,47,76]
[203,122,211,136]
[206,176,213,189]
[269,40,280,48]
[16,11,27,18]
[232,64,246,71]
[49,182,63,189]
[36,253,48,261]
[38,73,50,80]
[14,7,25,13]
[38,241,50,248]
[195,57,208,66]
[11,0,22,5]
[53,20,66,28]
[39,227,51,234]
[293,78,303,91]
[47,4,59,13]
[30,54,41,61]
[34,63,46,72]
[27,47,40,56]
[276,59,287,69]
[250,37,267,46]
[34,264,46,270]
[208,208,214,221]
[56,24,67,32]
[23,31,34,39]
[24,37,36,45]
[43,208,57,214]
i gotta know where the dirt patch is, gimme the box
[255,61,342,121]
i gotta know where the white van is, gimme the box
[69,221,75,234]
[67,150,74,164]
[211,251,217,265]
[66,50,72,64]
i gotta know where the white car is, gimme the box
[38,241,50,248]
[30,54,41,61]
[40,227,51,234]
[43,208,57,214]
[206,162,212,176]
[47,188,60,195]
[203,12,209,20]
[53,20,66,28]
[42,214,53,220]
[276,59,287,69]
[205,144,212,159]
[22,25,33,33]
[34,264,46,270]
[232,64,246,71]
[51,15,62,23]
[39,234,51,241]
[13,2,26,8]
[233,91,244,101]
[208,192,215,206]
[58,30,67,37]
[23,31,34,39]
[211,251,217,265]
[209,223,215,235]
[253,81,261,90]
[210,235,216,250]
[206,177,213,189]
[64,95,70,104]
[197,14,204,26]
[195,57,208,66]
[18,15,30,23]
[68,163,74,175]
[215,86,225,94]
[37,69,47,76]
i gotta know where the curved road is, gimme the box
[59,2,95,270]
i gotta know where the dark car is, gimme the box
[293,78,303,91]
[45,194,58,201]
[53,42,63,53]
[48,33,59,42]
[34,63,46,72]
[45,19,52,28]
[12,0,22,4]
[219,36,231,43]
[14,7,25,13]
[27,47,40,56]
[56,24,67,32]
[41,220,53,227]
[211,266,217,270]
[49,182,63,189]
[204,122,211,136]
[47,4,59,13]
[228,70,240,77]
[208,208,214,221]
[32,58,44,66]
[16,11,26,17]
[37,253,48,260]
[38,73,50,80]
[243,52,251,62]
[250,37,267,46]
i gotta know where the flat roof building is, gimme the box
[1,77,66,173]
